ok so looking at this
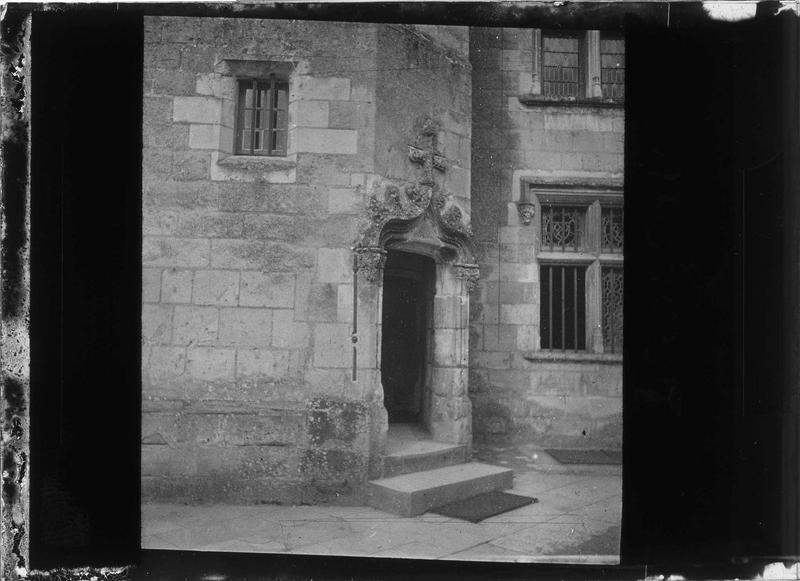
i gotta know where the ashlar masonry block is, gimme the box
[192,269,240,306]
[236,348,292,379]
[293,100,330,128]
[289,128,358,155]
[189,124,222,150]
[328,188,361,214]
[186,347,236,382]
[161,268,193,303]
[143,237,210,268]
[239,272,295,308]
[272,310,310,350]
[500,304,537,324]
[143,268,162,303]
[173,96,222,124]
[142,304,173,344]
[434,329,469,367]
[317,248,352,284]
[291,76,351,101]
[313,323,351,368]
[218,307,273,347]
[148,345,187,384]
[172,305,219,346]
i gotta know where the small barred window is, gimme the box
[236,76,289,156]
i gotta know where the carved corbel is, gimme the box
[454,263,480,293]
[517,201,536,225]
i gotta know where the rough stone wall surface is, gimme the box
[469,27,624,449]
[374,25,471,212]
[142,16,384,504]
[142,17,473,505]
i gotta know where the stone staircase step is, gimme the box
[383,442,468,478]
[368,462,514,517]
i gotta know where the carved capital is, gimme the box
[517,202,536,225]
[354,247,387,283]
[454,263,480,293]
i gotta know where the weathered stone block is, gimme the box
[306,398,369,447]
[186,347,236,381]
[483,324,517,351]
[291,76,351,101]
[516,324,539,351]
[293,100,330,128]
[143,237,210,268]
[173,96,222,124]
[499,263,537,283]
[218,307,272,347]
[434,329,468,367]
[188,124,221,150]
[313,323,351,368]
[431,366,468,397]
[308,283,338,322]
[290,128,358,155]
[161,268,193,303]
[192,270,239,306]
[236,348,292,379]
[239,272,295,308]
[143,268,162,303]
[337,284,353,323]
[210,240,316,272]
[142,304,173,344]
[241,214,308,243]
[151,69,196,96]
[172,305,219,346]
[272,310,310,349]
[499,304,536,325]
[172,151,210,181]
[471,351,511,370]
[148,346,187,383]
[433,295,468,329]
[317,247,352,284]
[328,187,361,214]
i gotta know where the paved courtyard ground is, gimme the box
[142,443,621,563]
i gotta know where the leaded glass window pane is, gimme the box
[601,206,624,252]
[542,32,585,99]
[541,205,586,252]
[600,35,625,101]
[602,267,624,354]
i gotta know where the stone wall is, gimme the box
[142,17,473,504]
[468,27,624,449]
[142,16,383,504]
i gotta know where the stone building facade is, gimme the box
[142,17,623,505]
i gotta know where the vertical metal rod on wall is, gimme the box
[352,253,358,382]
[249,79,257,155]
[561,266,566,350]
[548,266,553,349]
[573,267,578,349]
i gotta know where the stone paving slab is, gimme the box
[142,444,622,562]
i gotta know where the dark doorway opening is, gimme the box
[381,251,436,424]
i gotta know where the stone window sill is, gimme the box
[523,351,623,364]
[518,94,625,109]
[216,153,297,172]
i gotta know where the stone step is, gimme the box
[383,441,468,478]
[367,462,514,517]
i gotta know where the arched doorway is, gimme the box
[381,250,436,425]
